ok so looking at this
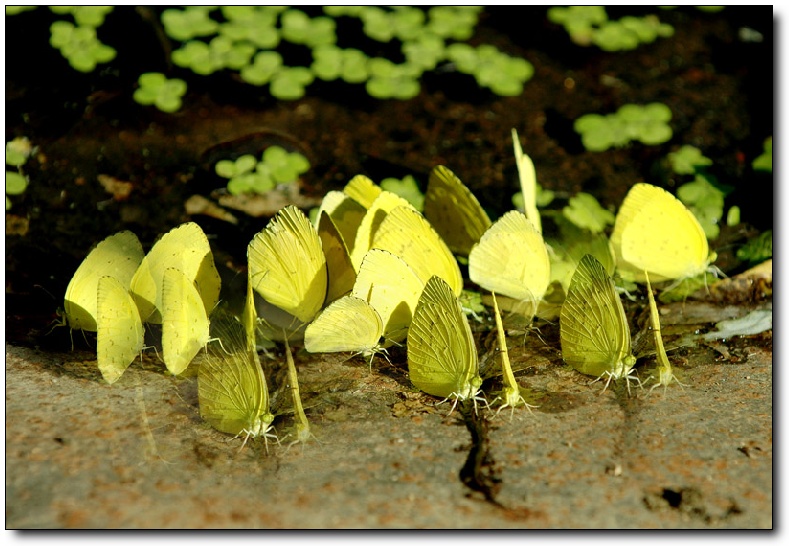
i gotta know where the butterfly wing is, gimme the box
[372,206,463,296]
[560,254,634,378]
[352,249,424,343]
[423,165,491,256]
[64,231,144,332]
[408,276,480,400]
[96,276,144,384]
[612,183,710,282]
[198,348,269,437]
[130,222,221,324]
[248,205,327,324]
[304,295,383,355]
[318,211,357,304]
[469,210,550,302]
[161,267,211,375]
[349,191,415,271]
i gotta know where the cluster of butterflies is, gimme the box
[61,161,716,446]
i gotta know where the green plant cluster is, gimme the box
[752,137,772,172]
[133,73,187,113]
[6,137,32,210]
[548,6,674,51]
[380,175,425,211]
[5,6,545,104]
[666,144,733,239]
[574,102,673,151]
[736,229,772,266]
[215,146,310,196]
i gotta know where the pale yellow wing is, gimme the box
[343,174,382,209]
[303,295,383,356]
[350,190,415,271]
[130,222,221,324]
[611,183,711,282]
[512,128,542,234]
[161,267,212,375]
[371,206,463,296]
[64,231,144,332]
[247,205,327,324]
[560,254,635,379]
[315,190,366,255]
[352,248,424,343]
[318,211,357,304]
[423,165,492,256]
[96,276,144,384]
[407,276,481,400]
[468,210,550,302]
[198,347,272,438]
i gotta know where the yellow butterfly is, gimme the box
[303,295,385,365]
[343,173,381,208]
[610,183,716,283]
[349,190,414,271]
[491,292,537,415]
[560,254,637,392]
[63,231,144,332]
[161,267,217,376]
[511,128,542,234]
[96,276,144,384]
[130,222,221,324]
[352,248,424,344]
[197,277,276,450]
[469,210,550,318]
[423,165,491,256]
[643,271,685,394]
[317,210,356,304]
[408,276,483,412]
[248,205,327,325]
[314,189,366,257]
[371,206,463,296]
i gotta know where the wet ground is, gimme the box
[4,6,773,529]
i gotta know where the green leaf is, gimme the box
[668,145,713,175]
[736,230,772,265]
[752,136,772,172]
[562,192,615,233]
[677,175,724,239]
[6,171,29,194]
[380,175,424,211]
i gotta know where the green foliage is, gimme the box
[561,192,615,234]
[49,6,114,28]
[446,44,534,97]
[752,137,772,172]
[366,58,421,100]
[380,175,425,211]
[172,36,256,75]
[736,230,772,266]
[6,137,32,210]
[240,51,283,86]
[161,6,218,42]
[574,102,673,151]
[311,47,369,83]
[269,67,314,100]
[677,175,725,239]
[49,20,116,73]
[668,145,713,175]
[512,183,555,211]
[215,146,310,196]
[133,73,187,113]
[549,6,673,51]
[280,9,336,48]
[6,6,38,16]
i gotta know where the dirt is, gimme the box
[4,6,773,529]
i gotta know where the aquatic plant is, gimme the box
[49,5,114,28]
[6,137,32,210]
[446,44,534,97]
[366,58,421,100]
[677,176,725,239]
[215,146,310,196]
[562,192,615,234]
[133,73,187,113]
[49,20,116,73]
[311,47,369,83]
[573,102,673,151]
[548,6,673,51]
[752,137,772,172]
[668,145,713,175]
[380,175,425,211]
